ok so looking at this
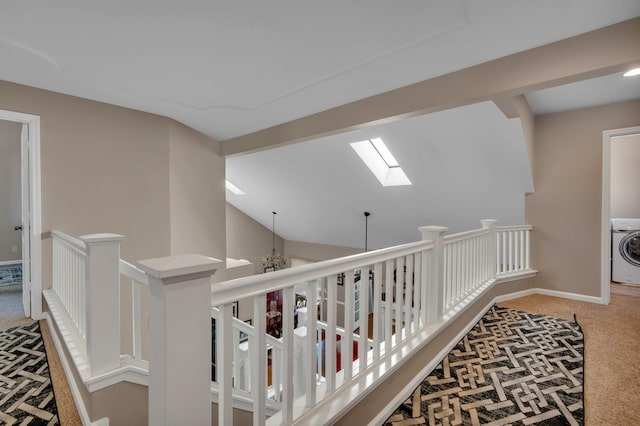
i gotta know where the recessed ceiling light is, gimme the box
[623,67,640,77]
[350,138,412,187]
[225,179,245,195]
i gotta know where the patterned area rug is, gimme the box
[0,265,22,288]
[385,305,584,425]
[0,322,59,425]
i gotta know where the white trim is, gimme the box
[534,288,603,304]
[0,109,43,320]
[495,287,602,304]
[43,313,110,426]
[602,126,640,306]
[372,284,597,425]
[0,260,22,266]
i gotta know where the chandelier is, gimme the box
[261,211,287,272]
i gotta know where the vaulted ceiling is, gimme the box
[2,2,639,249]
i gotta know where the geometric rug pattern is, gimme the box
[0,265,22,288]
[385,305,584,425]
[0,322,59,425]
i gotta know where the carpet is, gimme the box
[0,322,59,425]
[385,305,584,425]
[0,265,22,288]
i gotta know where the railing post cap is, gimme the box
[419,225,448,235]
[480,219,499,228]
[137,254,223,282]
[419,226,448,242]
[79,233,125,243]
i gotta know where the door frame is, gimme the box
[0,109,42,319]
[601,125,640,305]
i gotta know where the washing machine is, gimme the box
[611,218,640,285]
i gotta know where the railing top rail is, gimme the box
[52,230,86,252]
[497,225,533,231]
[444,228,490,244]
[119,259,149,285]
[211,239,433,307]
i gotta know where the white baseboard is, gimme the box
[0,260,21,266]
[534,288,603,304]
[44,313,109,426]
[495,287,603,305]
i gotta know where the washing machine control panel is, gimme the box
[611,218,640,231]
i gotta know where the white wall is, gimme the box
[0,120,22,262]
[611,133,640,218]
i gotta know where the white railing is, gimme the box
[46,220,533,425]
[442,220,496,310]
[51,231,151,367]
[52,231,87,340]
[497,225,532,275]
[211,235,437,426]
[211,306,377,410]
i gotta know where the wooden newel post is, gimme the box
[138,254,222,426]
[419,226,448,324]
[80,233,124,376]
[480,219,499,279]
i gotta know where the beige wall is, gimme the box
[0,80,174,290]
[169,121,226,262]
[225,203,284,275]
[0,80,230,423]
[285,239,362,262]
[0,120,22,262]
[611,133,640,218]
[526,99,640,298]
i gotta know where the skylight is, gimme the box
[350,138,412,186]
[623,67,640,77]
[225,179,245,195]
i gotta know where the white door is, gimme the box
[20,123,31,316]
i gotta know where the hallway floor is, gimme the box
[501,293,640,425]
[0,285,32,330]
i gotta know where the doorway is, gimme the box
[0,109,42,321]
[601,126,640,304]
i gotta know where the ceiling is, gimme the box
[1,1,639,250]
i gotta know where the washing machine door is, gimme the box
[620,231,640,266]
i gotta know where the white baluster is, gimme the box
[252,294,266,426]
[404,256,413,333]
[373,262,382,360]
[343,271,354,381]
[282,286,295,424]
[419,251,429,326]
[326,275,337,392]
[384,260,393,353]
[525,229,531,270]
[132,280,143,361]
[412,253,421,332]
[359,265,369,372]
[306,280,318,407]
[394,257,404,343]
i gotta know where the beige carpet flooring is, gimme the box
[501,293,640,425]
